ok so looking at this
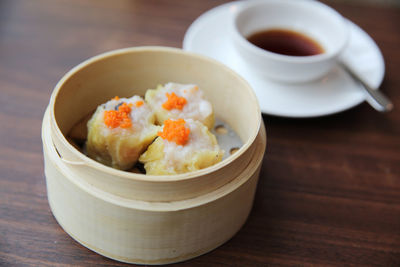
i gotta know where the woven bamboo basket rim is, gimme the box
[43,107,266,211]
[49,46,261,182]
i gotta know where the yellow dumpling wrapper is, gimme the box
[86,96,160,170]
[145,83,215,129]
[139,119,223,175]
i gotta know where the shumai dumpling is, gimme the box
[139,118,223,175]
[86,95,160,170]
[145,83,215,129]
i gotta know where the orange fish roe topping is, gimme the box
[112,96,120,101]
[135,100,144,107]
[104,102,133,129]
[162,92,187,110]
[158,119,190,146]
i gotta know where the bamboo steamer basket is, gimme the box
[42,47,266,264]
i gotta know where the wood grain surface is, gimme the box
[1,0,399,266]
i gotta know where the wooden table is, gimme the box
[1,0,399,266]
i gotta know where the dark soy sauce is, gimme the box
[247,29,324,56]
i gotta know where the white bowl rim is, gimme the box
[232,0,350,63]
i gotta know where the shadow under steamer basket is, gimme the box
[49,47,261,202]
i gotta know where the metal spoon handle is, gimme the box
[340,62,393,112]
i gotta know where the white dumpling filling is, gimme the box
[100,96,155,137]
[154,83,212,122]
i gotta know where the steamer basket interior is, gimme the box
[52,48,260,149]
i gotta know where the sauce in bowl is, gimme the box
[247,29,324,56]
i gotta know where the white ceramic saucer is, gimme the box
[183,1,385,118]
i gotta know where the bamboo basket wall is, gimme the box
[42,47,266,264]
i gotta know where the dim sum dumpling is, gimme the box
[86,96,160,170]
[139,118,223,175]
[145,83,214,129]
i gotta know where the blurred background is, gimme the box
[334,0,399,6]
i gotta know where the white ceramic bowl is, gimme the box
[231,0,349,83]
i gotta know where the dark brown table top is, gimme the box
[1,0,399,266]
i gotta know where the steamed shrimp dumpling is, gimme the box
[86,96,160,170]
[139,118,223,175]
[145,83,215,129]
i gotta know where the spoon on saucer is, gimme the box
[340,62,393,112]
